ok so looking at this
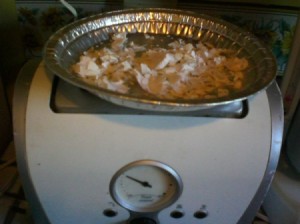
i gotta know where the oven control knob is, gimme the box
[194,209,208,219]
[129,217,156,224]
[170,210,184,218]
[103,208,117,217]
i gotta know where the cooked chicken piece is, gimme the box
[72,32,249,99]
[72,55,102,78]
[111,32,128,51]
[137,50,168,69]
[100,76,129,93]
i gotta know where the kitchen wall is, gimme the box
[198,0,300,7]
[16,1,298,73]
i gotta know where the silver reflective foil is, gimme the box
[44,8,276,112]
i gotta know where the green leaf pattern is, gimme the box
[17,3,297,77]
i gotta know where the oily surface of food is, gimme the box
[71,32,249,100]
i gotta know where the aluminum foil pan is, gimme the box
[44,8,276,112]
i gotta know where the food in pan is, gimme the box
[71,32,249,100]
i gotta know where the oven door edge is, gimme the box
[13,59,51,224]
[237,81,284,223]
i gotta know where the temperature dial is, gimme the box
[110,160,183,213]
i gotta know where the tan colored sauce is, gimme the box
[72,32,250,100]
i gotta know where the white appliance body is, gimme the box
[13,60,283,224]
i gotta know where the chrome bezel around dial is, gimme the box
[109,160,183,213]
